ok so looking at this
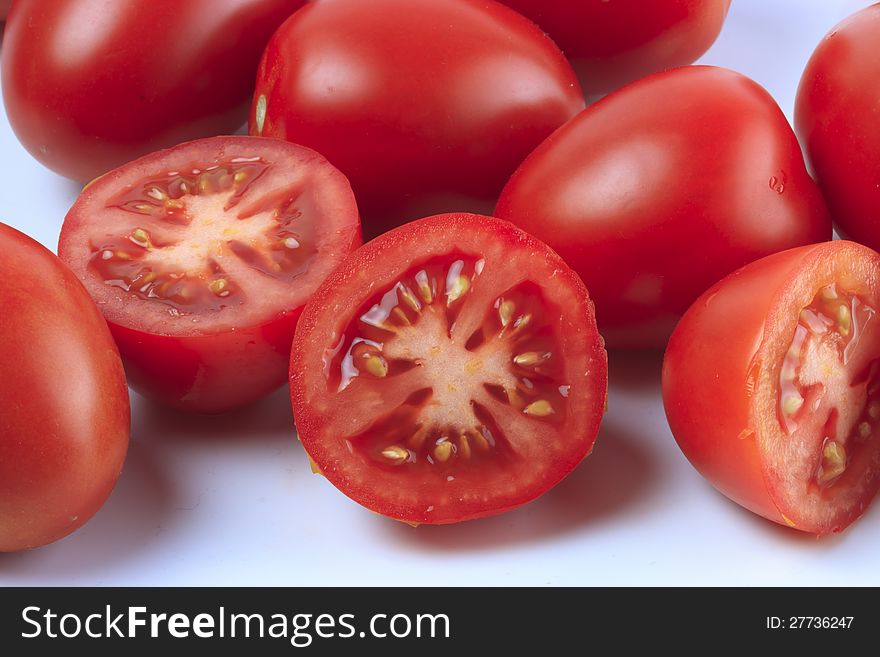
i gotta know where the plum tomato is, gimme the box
[58,136,361,413]
[498,0,731,95]
[496,66,832,349]
[250,0,584,238]
[0,222,129,552]
[663,241,880,535]
[796,4,880,251]
[289,213,607,525]
[1,0,306,182]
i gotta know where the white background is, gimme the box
[1,0,877,586]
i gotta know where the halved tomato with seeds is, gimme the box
[663,241,880,534]
[290,213,607,524]
[59,136,361,413]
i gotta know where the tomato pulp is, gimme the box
[663,241,880,535]
[59,136,361,413]
[796,4,880,252]
[250,0,584,237]
[0,222,129,551]
[2,0,305,181]
[498,0,731,95]
[290,214,607,524]
[497,66,832,349]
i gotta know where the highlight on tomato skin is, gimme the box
[662,241,880,535]
[58,136,362,414]
[496,65,832,350]
[250,0,585,238]
[1,0,307,182]
[0,222,130,552]
[289,213,608,525]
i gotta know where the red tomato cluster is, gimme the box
[2,0,880,551]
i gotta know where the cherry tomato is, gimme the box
[1,0,305,182]
[498,0,730,95]
[496,66,832,349]
[796,4,880,252]
[290,213,607,524]
[250,0,584,237]
[663,241,880,535]
[0,222,129,552]
[59,136,361,413]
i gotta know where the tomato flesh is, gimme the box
[327,256,569,479]
[290,214,607,524]
[663,241,880,534]
[60,136,361,412]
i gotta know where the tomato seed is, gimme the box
[524,399,554,417]
[381,445,409,465]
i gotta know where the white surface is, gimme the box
[1,0,878,586]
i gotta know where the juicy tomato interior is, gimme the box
[325,255,570,488]
[89,158,315,316]
[61,137,360,335]
[770,282,880,525]
[292,214,606,524]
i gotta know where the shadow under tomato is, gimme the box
[0,438,174,580]
[384,422,660,551]
[132,384,295,443]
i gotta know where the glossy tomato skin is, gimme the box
[796,5,880,251]
[250,0,584,237]
[291,213,607,524]
[2,0,305,182]
[59,136,362,414]
[663,241,880,535]
[496,66,832,349]
[499,0,730,95]
[0,222,129,552]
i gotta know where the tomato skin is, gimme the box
[0,222,129,552]
[1,0,305,182]
[250,0,584,237]
[496,66,832,349]
[663,241,880,535]
[498,0,730,95]
[290,213,607,524]
[796,5,880,251]
[1,1,12,21]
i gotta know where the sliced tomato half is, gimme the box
[663,241,880,534]
[290,213,608,524]
[59,136,361,412]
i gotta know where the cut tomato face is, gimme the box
[663,241,880,535]
[59,136,361,413]
[290,213,607,524]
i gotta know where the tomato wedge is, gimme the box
[290,214,607,524]
[663,241,880,535]
[59,136,361,413]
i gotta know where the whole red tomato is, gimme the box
[0,222,129,552]
[496,66,832,349]
[498,0,730,95]
[796,4,880,251]
[663,241,880,535]
[250,0,584,237]
[1,0,305,182]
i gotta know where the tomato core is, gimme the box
[88,158,314,314]
[323,256,570,476]
[778,285,879,494]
